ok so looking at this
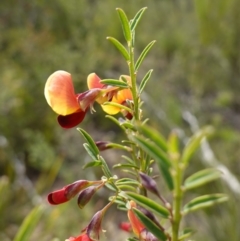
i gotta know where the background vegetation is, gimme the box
[0,0,240,240]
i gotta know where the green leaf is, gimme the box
[107,37,130,60]
[130,7,147,31]
[117,185,137,191]
[120,121,136,130]
[159,163,174,190]
[113,163,139,170]
[116,8,131,42]
[132,135,170,168]
[181,126,214,165]
[127,238,138,241]
[184,168,221,191]
[139,69,153,94]
[167,131,179,155]
[101,79,129,88]
[106,142,132,151]
[133,208,167,241]
[179,228,195,240]
[78,128,99,157]
[136,124,168,152]
[105,182,118,192]
[83,143,98,160]
[183,194,228,215]
[131,134,173,190]
[116,178,140,186]
[99,156,112,178]
[105,115,125,130]
[13,205,44,241]
[126,192,170,218]
[122,155,135,164]
[82,160,102,169]
[135,40,156,71]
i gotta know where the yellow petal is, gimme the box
[101,104,120,115]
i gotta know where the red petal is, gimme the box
[120,222,132,232]
[48,188,68,205]
[58,111,87,128]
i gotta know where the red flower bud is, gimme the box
[48,180,97,205]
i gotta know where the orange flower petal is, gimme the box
[115,88,132,104]
[128,201,145,237]
[87,73,104,89]
[44,70,80,115]
[101,88,132,115]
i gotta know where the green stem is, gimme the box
[128,41,139,121]
[172,159,184,241]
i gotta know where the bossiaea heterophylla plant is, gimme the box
[44,8,228,241]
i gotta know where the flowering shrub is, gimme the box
[44,8,227,241]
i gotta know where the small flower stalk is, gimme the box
[45,7,228,241]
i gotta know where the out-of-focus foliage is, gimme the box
[0,0,240,240]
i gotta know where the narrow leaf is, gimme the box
[181,126,214,165]
[137,124,168,152]
[126,192,170,218]
[83,143,98,160]
[116,8,131,42]
[116,178,140,186]
[184,168,221,191]
[78,128,99,157]
[159,163,174,190]
[99,156,112,178]
[105,115,125,130]
[100,79,129,88]
[83,160,102,169]
[133,208,167,241]
[132,135,170,168]
[113,163,139,170]
[179,228,195,240]
[130,7,147,31]
[135,40,156,71]
[13,205,44,241]
[107,37,130,60]
[117,185,137,191]
[183,194,228,215]
[139,69,153,94]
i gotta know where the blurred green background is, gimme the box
[1,0,240,240]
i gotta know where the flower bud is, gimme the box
[48,180,96,205]
[87,210,103,241]
[78,186,98,209]
[87,202,112,241]
[95,141,111,151]
[139,172,160,197]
